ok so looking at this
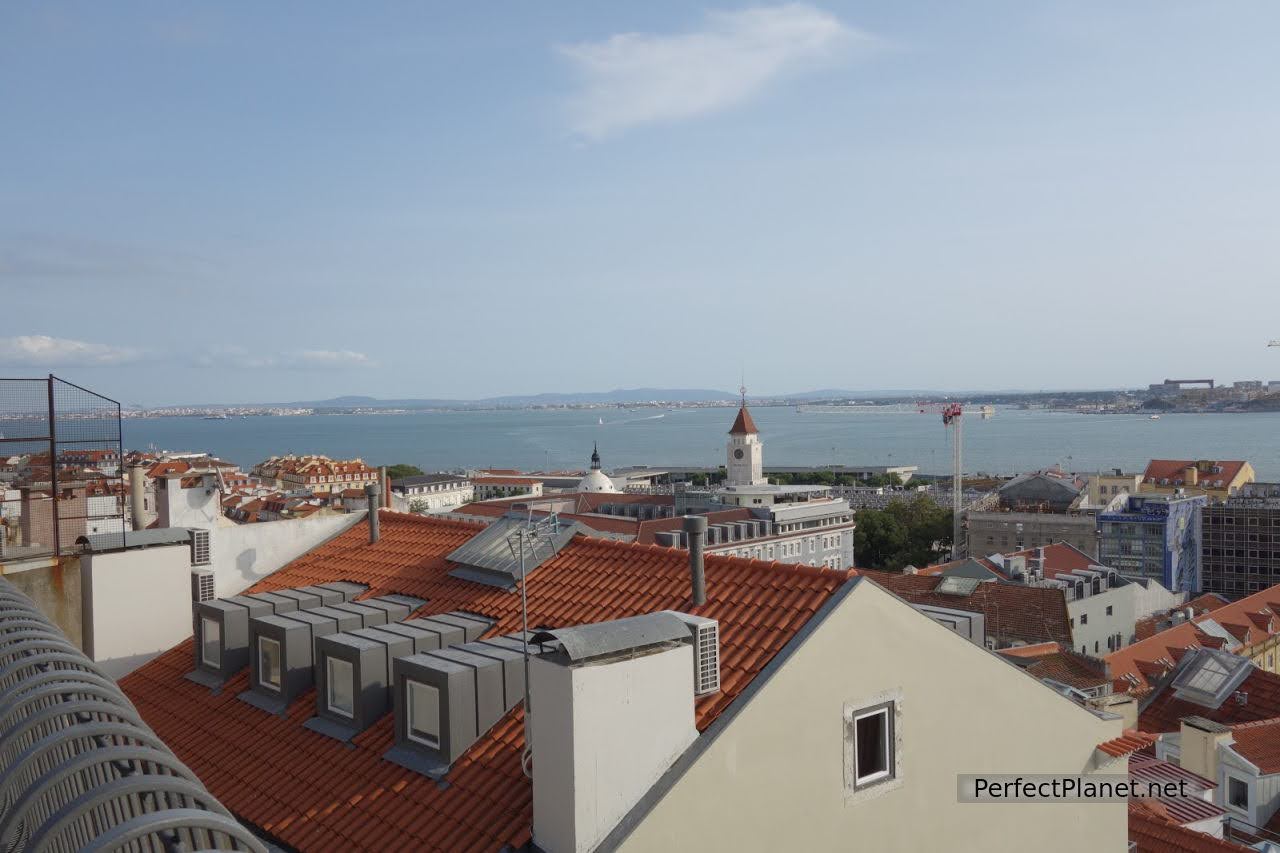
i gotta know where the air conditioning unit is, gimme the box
[665,611,721,696]
[189,528,211,567]
[191,567,215,603]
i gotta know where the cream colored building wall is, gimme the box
[81,543,191,678]
[615,580,1127,853]
[1089,473,1141,505]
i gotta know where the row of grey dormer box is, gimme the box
[187,586,550,782]
[232,594,446,715]
[653,518,774,549]
[324,629,555,780]
[187,582,371,688]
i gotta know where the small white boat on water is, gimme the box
[1149,414,1161,420]
[597,417,604,425]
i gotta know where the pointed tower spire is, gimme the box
[590,441,601,470]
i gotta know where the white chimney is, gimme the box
[531,615,699,853]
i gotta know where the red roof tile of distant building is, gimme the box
[1128,802,1246,852]
[728,404,758,435]
[859,570,1073,646]
[1139,666,1280,732]
[1106,584,1280,695]
[1223,717,1280,774]
[1098,730,1159,758]
[1142,459,1248,489]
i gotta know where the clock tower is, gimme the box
[726,389,766,487]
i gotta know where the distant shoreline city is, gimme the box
[116,377,1280,420]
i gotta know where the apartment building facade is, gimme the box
[1099,493,1207,593]
[1202,482,1280,599]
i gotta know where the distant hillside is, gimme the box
[778,389,945,400]
[286,388,737,408]
[481,388,736,405]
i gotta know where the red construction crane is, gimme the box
[918,402,966,560]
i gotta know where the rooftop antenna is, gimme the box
[506,509,567,779]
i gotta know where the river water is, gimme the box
[120,406,1280,480]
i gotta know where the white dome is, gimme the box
[577,469,618,493]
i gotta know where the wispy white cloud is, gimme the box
[194,347,375,370]
[0,335,144,367]
[293,349,373,367]
[558,4,868,140]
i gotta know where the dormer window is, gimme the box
[1229,777,1249,811]
[200,616,221,668]
[259,636,283,691]
[327,657,355,718]
[407,680,441,748]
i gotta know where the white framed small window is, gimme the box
[407,679,441,748]
[327,657,354,718]
[200,617,221,667]
[258,636,282,691]
[850,702,894,789]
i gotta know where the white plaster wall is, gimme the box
[210,511,364,598]
[81,544,192,678]
[1068,584,1136,654]
[1131,578,1187,621]
[615,580,1127,853]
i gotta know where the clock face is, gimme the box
[733,449,744,460]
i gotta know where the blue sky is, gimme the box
[3,2,1279,405]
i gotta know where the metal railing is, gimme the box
[0,576,266,852]
[0,376,126,561]
[1224,814,1280,848]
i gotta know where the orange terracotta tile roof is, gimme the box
[1248,611,1275,632]
[1022,650,1110,692]
[1106,582,1280,694]
[1098,730,1159,758]
[147,460,191,478]
[1128,802,1246,852]
[1135,615,1162,641]
[999,542,1101,580]
[1139,666,1280,733]
[1225,717,1280,774]
[859,570,1073,646]
[121,511,848,852]
[1142,459,1248,490]
[1188,593,1232,613]
[728,404,758,435]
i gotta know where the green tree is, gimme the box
[853,508,909,569]
[384,464,425,480]
[854,495,953,570]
